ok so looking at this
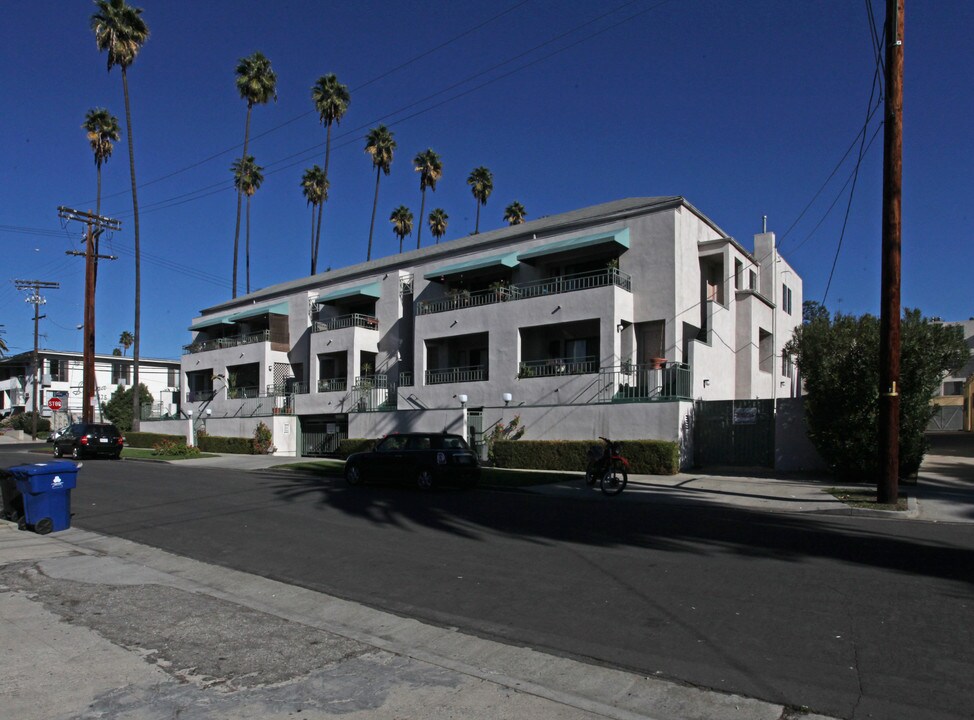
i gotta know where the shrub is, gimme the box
[10,412,50,433]
[152,438,201,457]
[197,435,253,454]
[252,422,274,454]
[493,439,679,475]
[126,431,184,448]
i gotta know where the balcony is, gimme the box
[597,363,692,403]
[183,330,278,355]
[312,313,379,333]
[425,365,488,385]
[518,356,598,378]
[317,377,348,392]
[415,268,630,316]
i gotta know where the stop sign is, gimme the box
[48,397,62,411]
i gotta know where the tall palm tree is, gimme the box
[82,107,120,289]
[301,165,328,274]
[428,208,449,245]
[91,0,149,431]
[231,156,264,295]
[232,52,277,298]
[466,166,493,234]
[504,201,527,226]
[118,330,134,355]
[413,149,442,249]
[310,74,350,275]
[389,206,414,253]
[364,125,396,261]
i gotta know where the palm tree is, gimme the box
[301,166,328,274]
[428,208,449,244]
[413,149,443,249]
[504,201,527,226]
[466,166,493,234]
[310,74,350,275]
[118,330,134,356]
[232,52,277,298]
[231,156,264,295]
[91,0,149,431]
[389,206,414,253]
[82,107,120,289]
[364,125,396,261]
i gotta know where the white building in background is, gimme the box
[159,197,802,464]
[0,350,180,426]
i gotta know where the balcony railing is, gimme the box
[597,363,692,403]
[183,330,273,354]
[317,377,348,392]
[312,313,378,333]
[186,389,215,403]
[398,371,413,387]
[425,365,488,385]
[182,392,293,417]
[415,268,630,316]
[517,356,598,378]
[227,386,260,399]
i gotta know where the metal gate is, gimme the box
[300,417,347,457]
[927,405,963,431]
[694,399,775,468]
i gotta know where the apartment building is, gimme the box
[0,349,180,424]
[169,197,802,464]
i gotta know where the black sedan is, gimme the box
[344,432,480,489]
[52,422,124,460]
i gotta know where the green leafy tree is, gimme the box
[118,330,134,355]
[466,166,493,233]
[785,307,968,483]
[91,0,149,432]
[413,149,442,248]
[428,208,448,244]
[364,125,396,261]
[232,51,277,298]
[103,383,153,432]
[389,205,414,253]
[301,165,328,273]
[231,155,264,294]
[310,73,350,275]
[504,200,527,226]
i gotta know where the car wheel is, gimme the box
[53,445,61,458]
[71,447,80,460]
[345,464,363,486]
[416,469,435,491]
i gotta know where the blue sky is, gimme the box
[1,0,971,359]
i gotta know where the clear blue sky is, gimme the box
[1,0,970,360]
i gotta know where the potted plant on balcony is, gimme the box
[489,280,510,301]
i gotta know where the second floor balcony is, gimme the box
[183,329,282,355]
[425,365,488,385]
[312,313,379,333]
[416,267,631,316]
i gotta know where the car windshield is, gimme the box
[437,436,469,450]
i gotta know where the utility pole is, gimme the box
[58,207,120,424]
[14,280,59,440]
[878,0,904,504]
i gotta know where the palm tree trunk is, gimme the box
[233,104,253,298]
[93,164,102,290]
[310,204,316,275]
[417,188,426,249]
[475,201,481,234]
[313,121,334,275]
[122,67,142,431]
[367,168,381,261]
[246,195,251,295]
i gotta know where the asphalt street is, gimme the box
[2,445,971,720]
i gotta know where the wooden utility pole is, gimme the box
[14,280,59,440]
[58,207,120,424]
[878,0,904,504]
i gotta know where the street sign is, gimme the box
[47,397,62,411]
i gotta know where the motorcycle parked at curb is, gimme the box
[584,437,629,496]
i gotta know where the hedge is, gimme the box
[493,439,679,475]
[336,438,376,458]
[198,435,253,454]
[125,431,184,449]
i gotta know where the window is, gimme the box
[167,367,178,388]
[734,260,743,290]
[759,329,773,373]
[48,358,68,382]
[112,362,130,385]
[782,354,794,379]
[749,270,757,292]
[782,284,793,315]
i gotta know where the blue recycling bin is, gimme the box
[7,461,78,535]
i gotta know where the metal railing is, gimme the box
[227,386,260,399]
[597,363,692,403]
[398,371,413,387]
[312,313,379,332]
[140,402,186,421]
[183,330,272,354]
[415,268,630,316]
[187,393,294,417]
[517,356,598,378]
[186,389,216,403]
[425,365,488,385]
[349,374,397,413]
[317,377,348,392]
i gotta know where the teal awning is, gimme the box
[517,227,630,262]
[315,282,382,304]
[189,313,235,331]
[229,301,289,322]
[424,252,519,281]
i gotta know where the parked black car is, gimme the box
[344,432,480,489]
[52,422,124,460]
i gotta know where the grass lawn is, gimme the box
[827,487,909,511]
[276,459,579,489]
[121,448,219,460]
